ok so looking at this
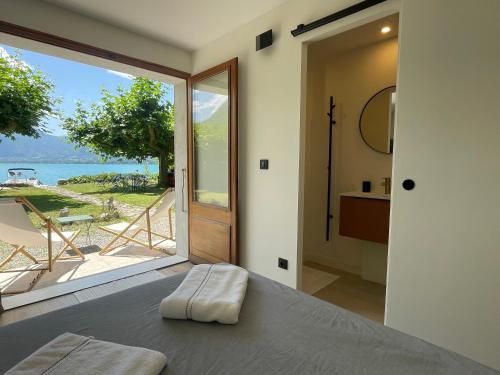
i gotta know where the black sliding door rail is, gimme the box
[291,0,386,37]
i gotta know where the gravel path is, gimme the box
[39,185,145,217]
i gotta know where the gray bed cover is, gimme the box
[0,272,497,374]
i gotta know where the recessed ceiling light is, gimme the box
[381,26,391,34]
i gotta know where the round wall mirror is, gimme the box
[359,86,396,154]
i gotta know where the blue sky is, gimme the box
[1,44,174,136]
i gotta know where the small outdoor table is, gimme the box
[56,215,94,244]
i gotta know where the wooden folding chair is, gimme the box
[98,188,175,255]
[0,197,84,294]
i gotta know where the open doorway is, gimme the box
[301,14,399,323]
[0,29,188,309]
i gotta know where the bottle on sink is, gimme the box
[362,181,371,193]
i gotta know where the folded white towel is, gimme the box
[5,332,167,375]
[160,264,248,324]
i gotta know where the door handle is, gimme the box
[402,179,415,191]
[182,168,187,212]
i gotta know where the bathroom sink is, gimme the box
[340,191,390,200]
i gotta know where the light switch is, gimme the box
[260,159,269,170]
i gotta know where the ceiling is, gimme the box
[309,13,399,58]
[45,0,289,51]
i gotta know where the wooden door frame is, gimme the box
[187,58,238,265]
[0,21,190,79]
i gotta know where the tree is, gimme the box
[64,77,174,187]
[0,50,58,139]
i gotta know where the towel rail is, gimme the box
[326,96,336,241]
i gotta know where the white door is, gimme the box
[386,0,500,370]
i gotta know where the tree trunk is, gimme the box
[158,151,169,188]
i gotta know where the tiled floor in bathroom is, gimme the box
[304,261,386,323]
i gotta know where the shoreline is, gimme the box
[0,162,159,165]
[0,163,160,186]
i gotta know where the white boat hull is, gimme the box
[3,178,41,186]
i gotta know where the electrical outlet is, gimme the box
[278,257,288,270]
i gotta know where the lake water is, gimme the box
[0,163,159,186]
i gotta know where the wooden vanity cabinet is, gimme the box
[339,196,390,244]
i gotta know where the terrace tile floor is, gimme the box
[0,241,175,294]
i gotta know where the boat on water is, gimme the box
[3,168,43,186]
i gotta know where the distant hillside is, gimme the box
[0,133,133,163]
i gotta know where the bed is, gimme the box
[0,272,497,374]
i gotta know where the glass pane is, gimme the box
[192,71,229,207]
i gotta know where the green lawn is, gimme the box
[63,183,164,208]
[0,187,107,229]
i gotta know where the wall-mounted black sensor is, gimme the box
[260,159,269,170]
[402,179,415,190]
[278,258,288,270]
[256,29,273,51]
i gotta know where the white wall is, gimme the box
[0,0,191,73]
[192,0,400,287]
[386,0,500,369]
[303,38,397,277]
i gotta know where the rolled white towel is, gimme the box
[160,264,248,324]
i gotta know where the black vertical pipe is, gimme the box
[326,96,335,241]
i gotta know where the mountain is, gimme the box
[0,133,118,163]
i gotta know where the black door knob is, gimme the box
[402,179,415,190]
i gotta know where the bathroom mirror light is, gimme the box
[359,86,396,154]
[381,26,391,34]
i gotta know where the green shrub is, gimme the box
[58,170,162,186]
[60,173,119,185]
